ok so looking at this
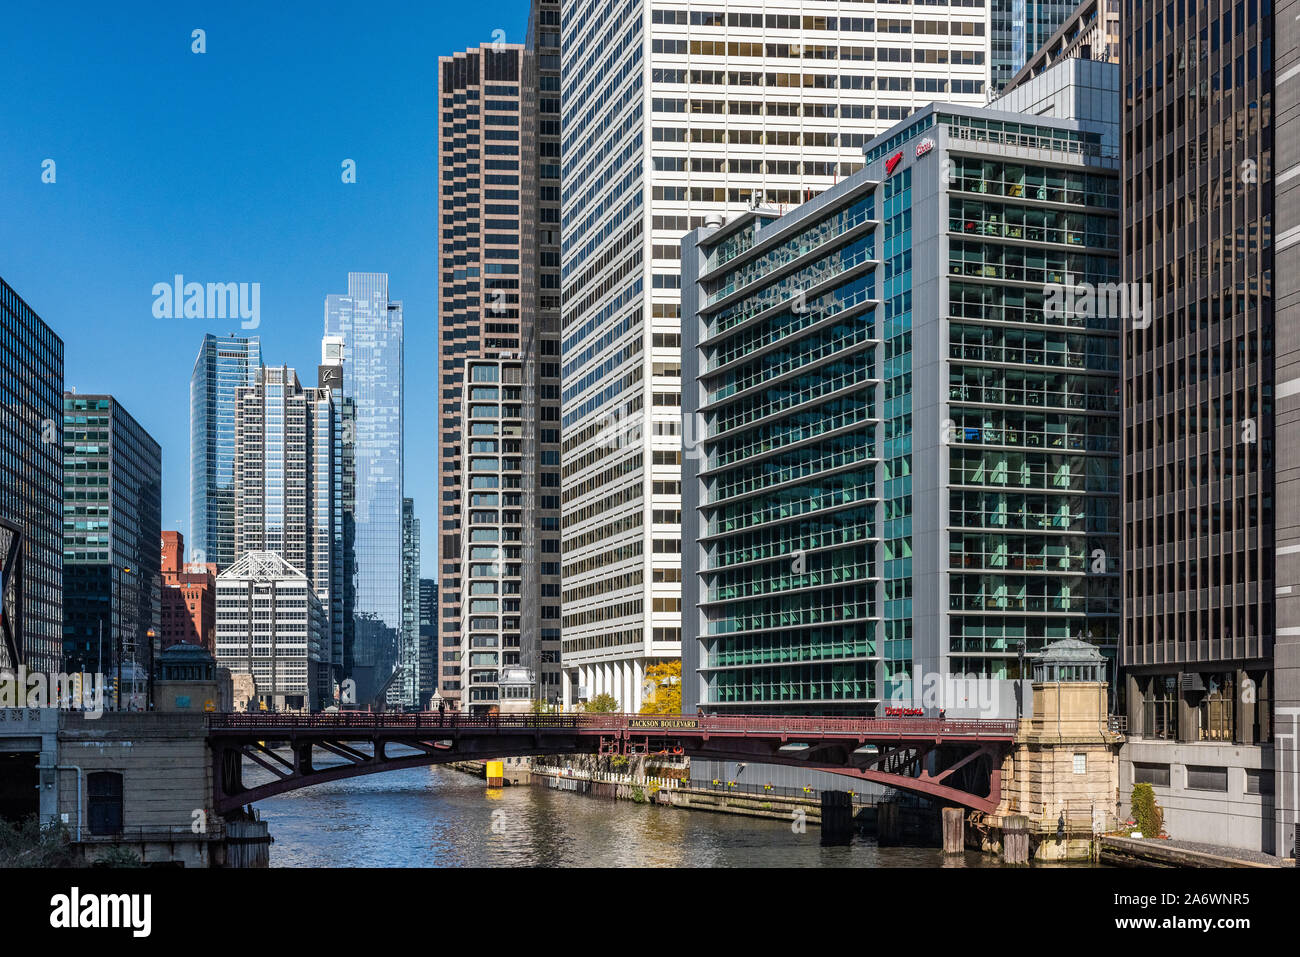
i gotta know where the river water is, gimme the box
[250,764,1017,868]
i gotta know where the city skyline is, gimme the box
[0,1,538,577]
[0,0,1294,876]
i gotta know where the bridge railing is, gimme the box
[207,711,1017,737]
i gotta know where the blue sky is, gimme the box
[0,0,531,576]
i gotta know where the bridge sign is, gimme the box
[628,717,699,730]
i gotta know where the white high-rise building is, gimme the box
[215,551,327,711]
[559,0,992,712]
[232,364,338,705]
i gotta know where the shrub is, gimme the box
[1130,782,1163,838]
[93,845,144,868]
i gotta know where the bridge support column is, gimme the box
[877,801,899,846]
[820,791,853,845]
[942,807,964,854]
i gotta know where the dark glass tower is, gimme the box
[522,0,564,708]
[0,278,63,674]
[419,578,439,706]
[1122,0,1291,854]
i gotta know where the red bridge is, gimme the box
[209,712,1017,815]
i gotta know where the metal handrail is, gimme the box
[208,712,1018,737]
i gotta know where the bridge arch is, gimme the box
[208,713,1014,815]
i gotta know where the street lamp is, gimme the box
[144,628,157,711]
[1016,640,1026,721]
[112,565,134,711]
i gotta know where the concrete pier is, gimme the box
[820,791,854,845]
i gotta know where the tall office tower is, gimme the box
[459,358,525,715]
[990,0,1079,93]
[558,0,992,712]
[521,0,565,708]
[319,336,355,697]
[159,531,216,653]
[1123,0,1292,856]
[419,578,439,706]
[232,365,338,703]
[437,44,527,709]
[998,0,1121,94]
[0,278,63,675]
[216,551,327,711]
[190,334,262,571]
[325,273,404,705]
[682,95,1121,733]
[390,497,421,709]
[62,394,162,706]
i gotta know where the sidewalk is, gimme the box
[1155,838,1292,867]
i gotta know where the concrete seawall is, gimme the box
[528,767,891,828]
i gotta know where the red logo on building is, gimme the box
[884,151,904,175]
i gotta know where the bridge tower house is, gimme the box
[996,638,1125,861]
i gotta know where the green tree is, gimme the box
[1130,782,1163,838]
[584,692,620,713]
[0,815,78,868]
[640,661,682,714]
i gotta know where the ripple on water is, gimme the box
[246,764,1026,868]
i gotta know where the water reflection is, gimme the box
[250,764,1021,868]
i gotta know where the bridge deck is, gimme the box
[208,713,1017,814]
[208,712,1017,742]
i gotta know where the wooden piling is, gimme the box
[942,807,964,854]
[224,819,271,868]
[1002,814,1030,864]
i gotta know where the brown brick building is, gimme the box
[160,531,216,653]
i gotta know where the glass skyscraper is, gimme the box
[0,277,64,675]
[190,334,262,570]
[319,336,355,700]
[325,273,404,704]
[419,578,439,706]
[990,0,1080,93]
